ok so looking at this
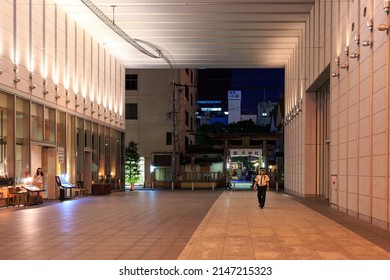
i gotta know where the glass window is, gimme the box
[0,92,14,179]
[98,125,105,182]
[85,121,91,148]
[15,97,30,182]
[125,74,138,90]
[76,118,85,181]
[92,123,99,184]
[185,111,189,126]
[44,107,56,143]
[66,115,76,182]
[56,111,66,175]
[31,103,44,141]
[185,86,189,101]
[104,127,111,179]
[166,132,172,145]
[125,103,138,120]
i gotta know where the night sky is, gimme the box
[198,69,284,114]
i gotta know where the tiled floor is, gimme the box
[178,190,390,260]
[1,189,390,260]
[0,190,220,260]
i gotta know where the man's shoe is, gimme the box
[260,206,264,209]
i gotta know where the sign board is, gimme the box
[58,147,64,164]
[229,149,262,157]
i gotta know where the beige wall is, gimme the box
[125,69,197,184]
[0,0,125,129]
[285,0,390,230]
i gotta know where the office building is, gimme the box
[125,69,197,187]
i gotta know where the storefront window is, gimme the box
[31,103,44,141]
[85,121,91,148]
[110,128,116,185]
[15,97,30,183]
[98,125,105,182]
[57,111,66,175]
[76,117,85,182]
[44,107,56,143]
[104,127,111,179]
[66,115,76,183]
[92,123,98,183]
[0,92,14,179]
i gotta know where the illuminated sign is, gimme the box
[201,108,222,112]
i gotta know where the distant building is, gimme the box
[228,90,241,124]
[257,101,277,127]
[125,69,197,187]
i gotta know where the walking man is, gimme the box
[253,168,270,209]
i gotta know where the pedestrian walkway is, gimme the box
[179,190,390,260]
[0,189,389,260]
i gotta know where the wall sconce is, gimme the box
[65,89,69,96]
[354,35,360,45]
[84,107,89,111]
[30,84,36,90]
[384,0,390,14]
[349,52,359,59]
[43,78,47,86]
[366,19,373,32]
[340,63,349,70]
[66,99,71,103]
[104,114,109,119]
[343,46,349,56]
[75,103,80,108]
[120,121,124,125]
[0,69,3,75]
[55,95,61,99]
[43,89,49,95]
[55,84,58,91]
[13,64,18,73]
[91,109,96,114]
[331,72,339,78]
[29,72,34,79]
[378,23,390,33]
[334,56,339,66]
[362,40,373,47]
[98,111,103,116]
[14,77,21,83]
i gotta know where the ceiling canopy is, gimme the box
[53,0,314,69]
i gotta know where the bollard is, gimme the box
[276,182,279,191]
[192,182,194,191]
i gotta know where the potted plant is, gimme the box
[125,141,141,191]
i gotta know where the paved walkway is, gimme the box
[179,190,390,260]
[0,189,390,260]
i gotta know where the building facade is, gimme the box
[257,101,277,127]
[285,0,390,230]
[0,0,125,202]
[125,69,197,188]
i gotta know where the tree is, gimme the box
[125,141,140,190]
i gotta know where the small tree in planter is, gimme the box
[125,141,141,191]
